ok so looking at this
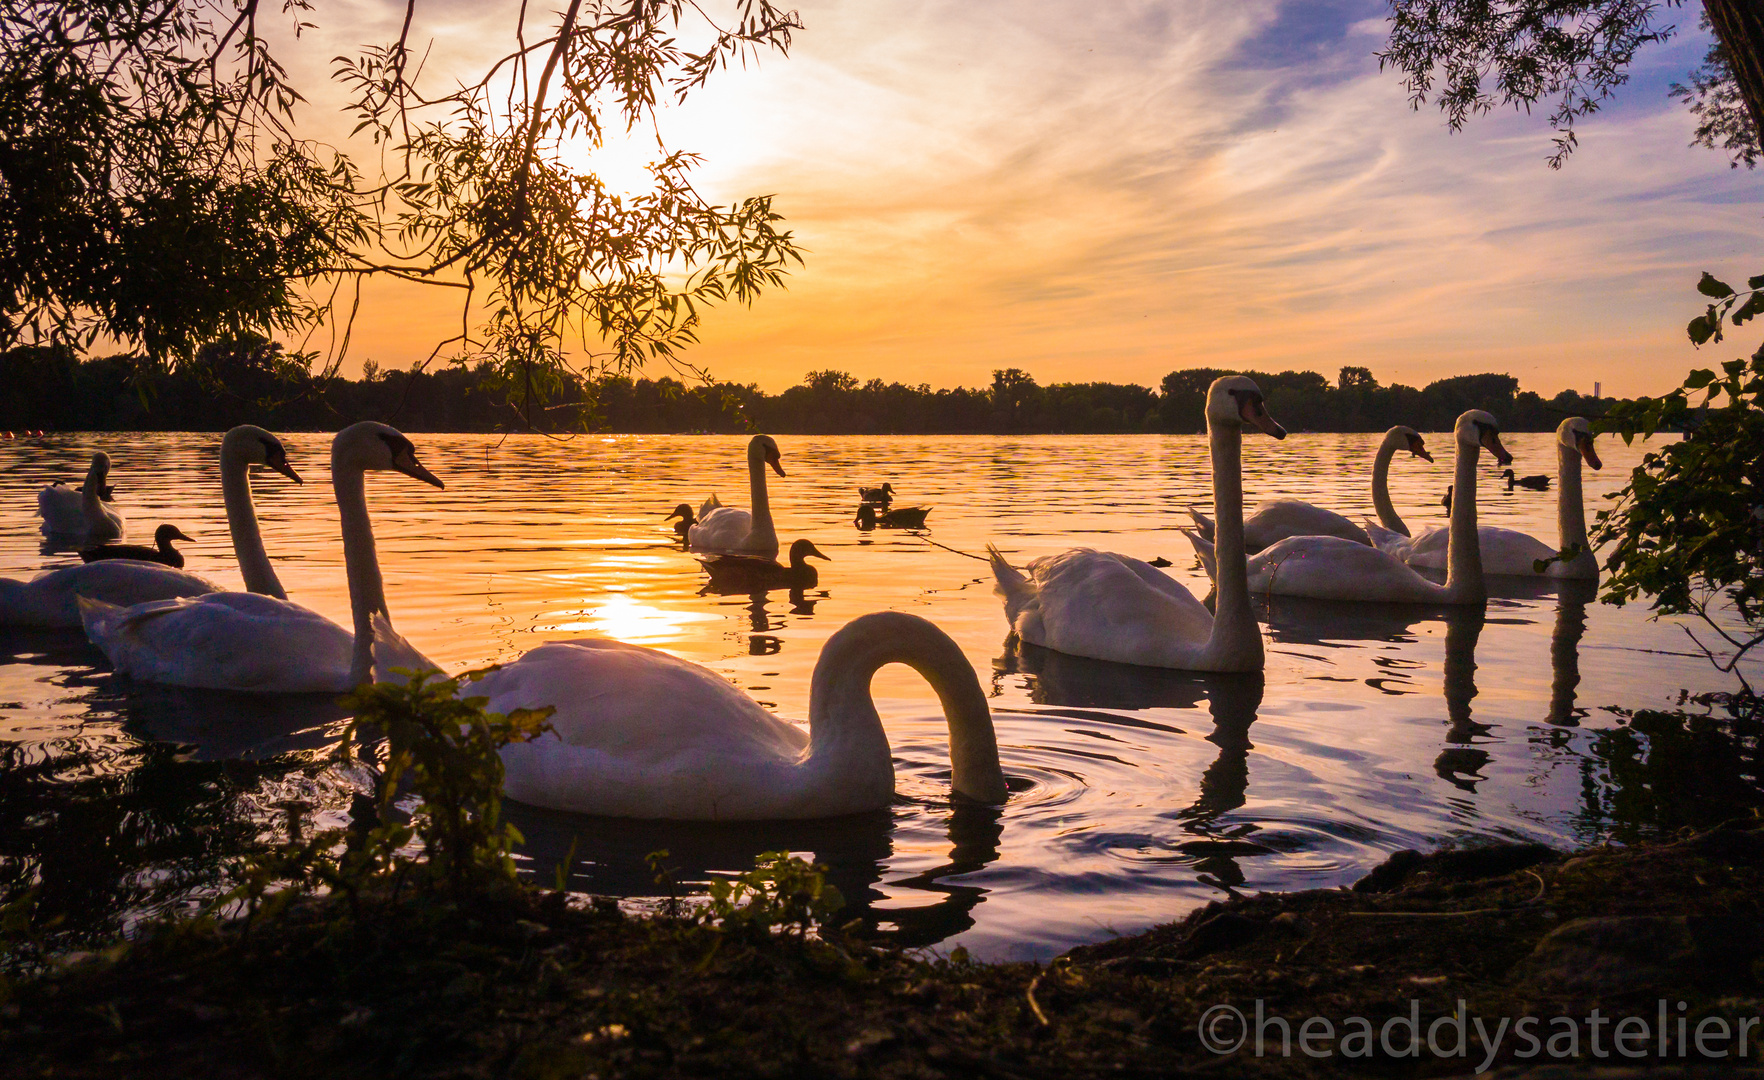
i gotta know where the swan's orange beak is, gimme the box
[1238,394,1286,439]
[397,459,445,489]
[1480,428,1513,467]
[268,459,303,484]
[768,451,786,478]
[1407,434,1433,463]
[1576,432,1602,470]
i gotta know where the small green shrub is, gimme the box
[229,667,553,921]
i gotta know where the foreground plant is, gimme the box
[1593,271,1764,700]
[230,667,554,921]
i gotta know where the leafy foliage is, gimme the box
[230,667,553,920]
[1380,1,1689,166]
[1593,271,1764,691]
[0,0,361,365]
[698,851,845,938]
[0,0,804,426]
[1669,10,1763,168]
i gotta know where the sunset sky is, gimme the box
[297,1,1764,398]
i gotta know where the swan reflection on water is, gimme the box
[507,797,1006,948]
[995,635,1269,890]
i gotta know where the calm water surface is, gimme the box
[2,432,1759,960]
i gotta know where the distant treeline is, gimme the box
[0,341,1613,435]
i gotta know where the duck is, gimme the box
[79,423,443,693]
[38,452,125,543]
[1186,425,1432,549]
[1188,410,1509,604]
[985,376,1284,671]
[664,503,696,539]
[687,435,784,558]
[3,427,301,628]
[700,539,831,590]
[1369,417,1602,579]
[859,483,895,506]
[1503,468,1551,491]
[80,524,194,568]
[854,503,932,530]
[421,609,1008,819]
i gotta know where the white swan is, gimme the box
[38,452,126,542]
[457,609,1007,819]
[1,434,298,627]
[687,435,783,558]
[1189,411,1509,604]
[79,423,443,693]
[1369,417,1601,579]
[985,376,1285,671]
[1185,425,1432,549]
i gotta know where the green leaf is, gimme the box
[1698,272,1735,298]
[1688,315,1717,345]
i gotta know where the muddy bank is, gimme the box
[5,819,1764,1078]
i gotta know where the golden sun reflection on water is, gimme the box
[546,593,720,646]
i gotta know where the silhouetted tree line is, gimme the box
[0,341,1612,435]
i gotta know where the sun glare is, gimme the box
[557,126,662,200]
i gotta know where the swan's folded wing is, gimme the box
[474,637,807,767]
[1022,549,1214,664]
[686,506,756,553]
[82,592,354,693]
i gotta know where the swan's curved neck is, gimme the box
[747,451,774,534]
[807,617,1005,803]
[81,485,108,529]
[1556,440,1588,554]
[335,465,387,686]
[1204,419,1261,666]
[221,446,286,599]
[1443,438,1485,601]
[1371,433,1408,535]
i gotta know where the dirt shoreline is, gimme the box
[5,819,1764,1078]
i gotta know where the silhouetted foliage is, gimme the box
[1595,270,1764,694]
[0,0,802,425]
[1380,1,1764,170]
[0,347,1613,434]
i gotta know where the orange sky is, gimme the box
[286,1,1764,398]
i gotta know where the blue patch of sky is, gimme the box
[1224,0,1386,80]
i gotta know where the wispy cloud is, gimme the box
[320,0,1763,397]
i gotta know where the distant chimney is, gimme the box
[1593,381,1601,399]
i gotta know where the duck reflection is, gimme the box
[698,585,827,656]
[505,798,1005,949]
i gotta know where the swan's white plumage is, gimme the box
[484,639,835,820]
[1372,417,1599,580]
[988,375,1280,672]
[80,593,356,692]
[1386,524,1556,575]
[0,561,217,628]
[1189,409,1504,605]
[1188,499,1367,550]
[993,548,1221,669]
[1194,533,1462,603]
[1185,426,1430,550]
[376,607,1002,821]
[79,423,440,692]
[687,435,782,557]
[37,453,124,542]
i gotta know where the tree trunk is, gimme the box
[1705,0,1764,147]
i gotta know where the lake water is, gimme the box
[2,431,1759,961]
